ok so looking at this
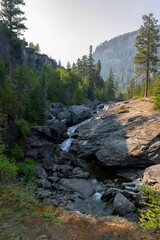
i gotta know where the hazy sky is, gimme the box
[24,0,160,66]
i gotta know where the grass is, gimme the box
[0,183,62,239]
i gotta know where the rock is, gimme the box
[143,164,160,189]
[32,126,53,138]
[101,187,137,202]
[113,193,136,216]
[48,176,59,183]
[36,234,49,240]
[36,189,52,198]
[72,167,89,178]
[57,110,71,124]
[32,122,67,143]
[101,188,119,201]
[42,156,54,170]
[26,148,38,158]
[59,179,94,198]
[69,105,92,124]
[36,164,48,179]
[66,197,113,217]
[72,99,160,168]
[128,114,142,122]
[37,179,52,189]
[39,142,55,158]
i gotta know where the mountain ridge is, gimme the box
[93,29,139,91]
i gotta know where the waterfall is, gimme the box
[59,117,93,151]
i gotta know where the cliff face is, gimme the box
[93,30,138,91]
[23,47,57,70]
[0,22,57,71]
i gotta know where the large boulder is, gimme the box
[32,122,67,143]
[69,105,93,124]
[143,164,160,189]
[72,99,160,168]
[113,193,136,216]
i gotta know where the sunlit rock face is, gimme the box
[143,164,160,189]
[71,99,160,168]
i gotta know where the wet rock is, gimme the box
[113,193,136,216]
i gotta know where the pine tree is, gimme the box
[105,67,115,101]
[0,0,27,78]
[134,13,160,97]
[0,0,27,36]
[87,45,95,100]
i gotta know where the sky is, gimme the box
[24,0,160,67]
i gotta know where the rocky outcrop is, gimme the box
[71,99,160,168]
[48,103,93,126]
[24,47,57,70]
[0,21,57,72]
[142,164,160,189]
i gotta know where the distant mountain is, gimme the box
[93,30,139,91]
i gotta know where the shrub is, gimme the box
[0,154,18,183]
[18,158,36,184]
[15,118,29,138]
[139,184,160,231]
[11,144,24,160]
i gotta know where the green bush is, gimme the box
[0,154,18,183]
[11,144,24,160]
[15,118,29,138]
[140,184,160,231]
[18,158,36,184]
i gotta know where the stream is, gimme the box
[58,107,142,219]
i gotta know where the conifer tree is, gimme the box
[134,13,160,97]
[0,0,27,77]
[105,67,115,100]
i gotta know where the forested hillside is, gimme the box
[93,30,138,90]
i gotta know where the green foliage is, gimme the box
[10,144,24,160]
[104,67,115,101]
[140,184,160,231]
[15,118,29,138]
[154,74,160,109]
[35,208,62,222]
[134,13,160,97]
[0,0,27,37]
[0,154,18,183]
[29,41,40,53]
[17,158,36,184]
[0,184,38,216]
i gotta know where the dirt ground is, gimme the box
[1,210,160,240]
[23,212,160,240]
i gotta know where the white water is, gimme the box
[60,104,109,152]
[59,117,93,151]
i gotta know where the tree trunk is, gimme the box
[144,69,149,97]
[144,56,149,97]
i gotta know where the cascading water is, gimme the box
[59,117,93,151]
